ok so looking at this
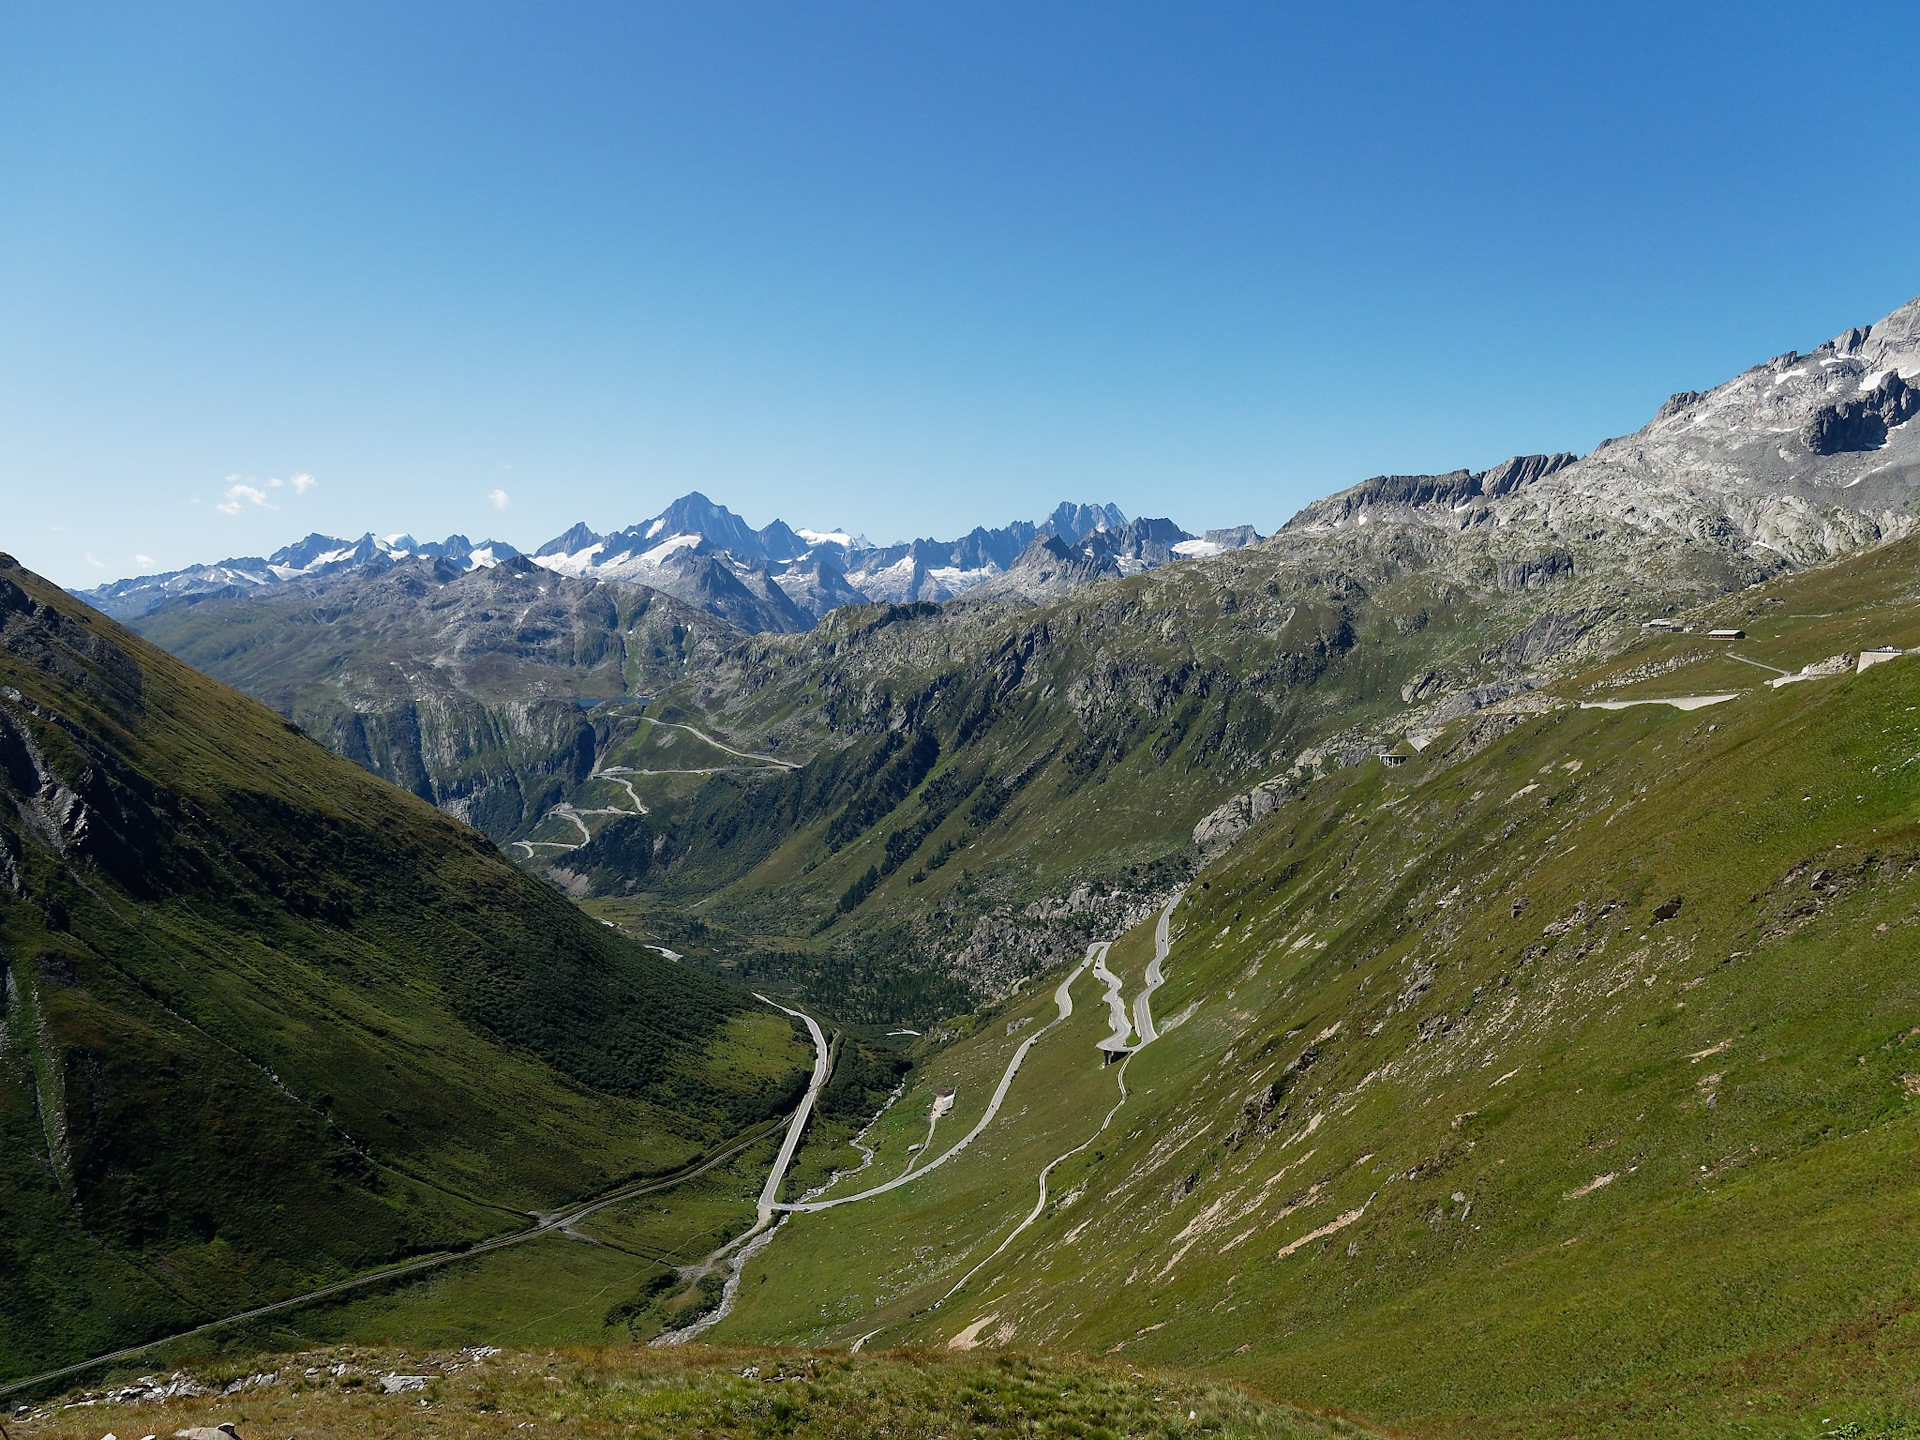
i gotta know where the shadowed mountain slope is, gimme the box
[0,554,806,1379]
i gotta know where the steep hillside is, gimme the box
[0,554,807,1379]
[128,556,744,837]
[713,535,1920,1437]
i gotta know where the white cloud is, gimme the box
[216,477,279,516]
[213,472,312,514]
[489,488,510,510]
[135,554,154,567]
[84,550,104,569]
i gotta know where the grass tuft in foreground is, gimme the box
[10,1343,1379,1440]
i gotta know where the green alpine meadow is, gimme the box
[9,15,1920,1435]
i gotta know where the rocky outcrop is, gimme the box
[1192,776,1295,852]
[1286,454,1577,529]
[1495,551,1574,590]
[942,881,1181,997]
[1803,371,1919,454]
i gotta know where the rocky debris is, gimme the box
[1426,681,1535,726]
[172,1425,240,1440]
[99,1373,214,1405]
[1023,882,1106,919]
[946,883,1180,997]
[379,1374,433,1393]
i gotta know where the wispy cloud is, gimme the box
[489,488,510,510]
[135,554,154,567]
[214,472,315,515]
[84,550,104,569]
[216,481,275,516]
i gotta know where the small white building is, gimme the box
[1858,646,1908,673]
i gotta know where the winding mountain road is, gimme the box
[510,722,787,857]
[1091,943,1133,1054]
[938,890,1187,1305]
[653,994,833,1344]
[644,719,800,769]
[773,944,1103,1214]
[1129,891,1183,1048]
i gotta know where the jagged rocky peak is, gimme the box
[1284,453,1578,531]
[535,521,603,558]
[1040,501,1129,543]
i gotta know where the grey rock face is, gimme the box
[1802,371,1919,454]
[1201,524,1263,548]
[1192,776,1295,851]
[1285,296,1920,577]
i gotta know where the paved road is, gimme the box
[0,1115,790,1401]
[645,719,799,770]
[1129,891,1184,1048]
[653,996,833,1345]
[1091,943,1132,1054]
[937,890,1185,1307]
[2,991,836,1399]
[752,995,833,1225]
[775,946,1102,1214]
[1578,694,1739,712]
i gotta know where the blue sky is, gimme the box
[3,2,1918,586]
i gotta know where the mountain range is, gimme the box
[111,293,1920,1015]
[80,496,1264,632]
[10,294,1920,1437]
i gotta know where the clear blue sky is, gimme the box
[4,2,1918,586]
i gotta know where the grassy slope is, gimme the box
[715,538,1920,1438]
[572,541,1624,1021]
[0,555,808,1378]
[12,1342,1377,1440]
